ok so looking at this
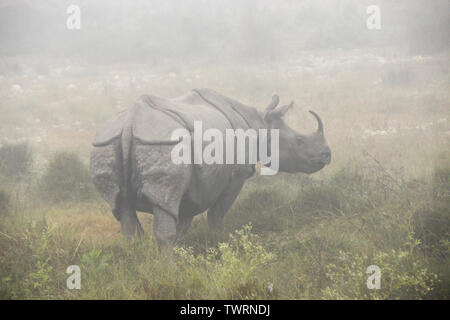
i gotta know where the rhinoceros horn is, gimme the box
[309,110,324,135]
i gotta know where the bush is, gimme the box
[175,224,275,299]
[0,142,33,182]
[413,165,450,259]
[0,187,11,216]
[432,165,450,202]
[322,232,438,299]
[37,152,96,203]
[227,165,390,234]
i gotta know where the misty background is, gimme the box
[0,0,449,173]
[0,1,449,300]
[1,0,449,64]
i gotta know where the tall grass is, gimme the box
[0,160,447,299]
[0,52,448,299]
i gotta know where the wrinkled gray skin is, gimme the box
[90,89,331,246]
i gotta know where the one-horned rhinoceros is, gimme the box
[90,88,331,244]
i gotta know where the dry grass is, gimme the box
[0,49,449,299]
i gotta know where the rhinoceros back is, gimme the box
[92,89,256,148]
[90,89,260,217]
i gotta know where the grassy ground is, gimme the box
[0,50,449,299]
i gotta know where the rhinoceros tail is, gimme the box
[118,118,144,235]
[119,115,134,200]
[90,106,135,222]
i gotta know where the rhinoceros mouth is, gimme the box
[320,156,331,165]
[310,156,331,166]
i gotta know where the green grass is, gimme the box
[0,161,448,299]
[0,51,449,299]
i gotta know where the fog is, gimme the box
[1,0,449,62]
[0,1,449,300]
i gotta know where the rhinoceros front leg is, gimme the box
[207,177,246,230]
[153,208,177,245]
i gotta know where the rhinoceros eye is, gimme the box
[296,136,304,144]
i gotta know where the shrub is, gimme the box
[432,165,450,202]
[0,142,33,182]
[0,218,65,299]
[37,152,96,203]
[413,165,450,259]
[322,232,438,299]
[227,165,388,234]
[0,187,11,216]
[175,224,275,299]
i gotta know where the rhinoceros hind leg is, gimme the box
[176,197,199,238]
[120,211,138,238]
[137,218,144,237]
[134,144,191,244]
[117,195,143,238]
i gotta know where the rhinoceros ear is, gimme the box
[266,94,280,112]
[265,101,293,123]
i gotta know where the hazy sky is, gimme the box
[0,0,449,63]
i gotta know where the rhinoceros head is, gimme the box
[264,95,331,174]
